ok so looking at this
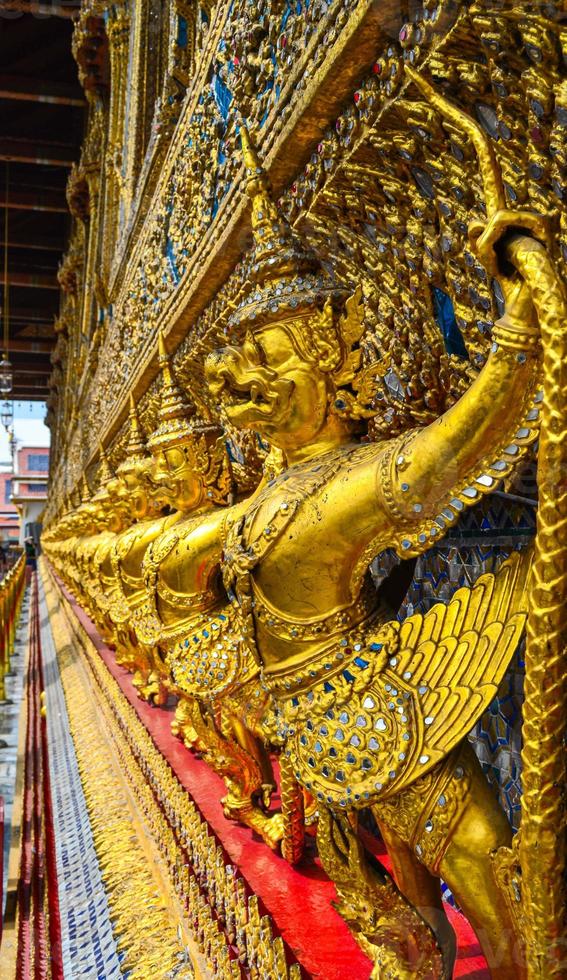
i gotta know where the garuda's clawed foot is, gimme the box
[222,795,285,851]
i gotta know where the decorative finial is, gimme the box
[229,125,345,331]
[127,393,148,457]
[98,443,114,485]
[147,330,195,451]
[240,125,285,252]
[80,473,91,504]
[116,394,149,476]
[158,329,169,362]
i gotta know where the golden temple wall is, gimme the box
[47,1,566,520]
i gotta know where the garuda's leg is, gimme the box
[377,820,456,979]
[317,808,444,979]
[377,741,525,979]
[227,711,275,794]
[174,693,284,851]
[437,743,525,979]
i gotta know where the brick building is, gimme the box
[0,470,21,544]
[10,446,50,547]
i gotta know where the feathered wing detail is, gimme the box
[285,549,532,806]
[383,547,532,790]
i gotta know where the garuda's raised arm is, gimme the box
[374,69,563,559]
[378,223,550,557]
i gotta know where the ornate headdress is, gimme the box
[228,126,346,333]
[98,444,114,485]
[230,127,376,418]
[91,444,114,503]
[147,332,196,452]
[147,334,233,502]
[80,473,91,504]
[116,394,150,476]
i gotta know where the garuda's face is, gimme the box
[148,446,203,513]
[127,458,164,519]
[91,497,109,526]
[112,460,159,521]
[76,502,97,533]
[105,478,128,520]
[205,321,329,448]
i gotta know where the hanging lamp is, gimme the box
[0,400,13,429]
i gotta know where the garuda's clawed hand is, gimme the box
[470,209,551,333]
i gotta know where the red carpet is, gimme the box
[60,578,489,979]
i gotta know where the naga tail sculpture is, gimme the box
[317,809,442,980]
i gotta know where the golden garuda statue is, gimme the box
[199,74,567,977]
[112,334,286,850]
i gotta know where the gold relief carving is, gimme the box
[66,163,91,223]
[72,7,110,102]
[316,807,442,980]
[51,0,412,485]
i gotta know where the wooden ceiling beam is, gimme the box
[0,2,79,19]
[8,327,57,344]
[4,339,53,353]
[0,187,67,212]
[15,378,52,388]
[0,73,84,107]
[8,306,55,323]
[0,137,76,168]
[10,366,51,378]
[5,270,59,289]
[10,389,49,401]
[2,234,64,251]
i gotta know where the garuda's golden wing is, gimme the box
[284,548,531,807]
[387,547,531,782]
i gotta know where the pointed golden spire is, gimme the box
[80,473,91,504]
[98,443,114,485]
[229,125,344,331]
[147,330,195,451]
[116,394,149,476]
[240,125,285,253]
[126,393,147,458]
[156,331,194,424]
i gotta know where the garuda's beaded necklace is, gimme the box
[222,444,365,668]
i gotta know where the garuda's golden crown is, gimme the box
[92,444,114,501]
[228,126,346,330]
[147,332,196,452]
[117,394,149,475]
[98,444,114,484]
[79,473,91,505]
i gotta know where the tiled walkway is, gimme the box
[38,574,122,979]
[0,588,29,913]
